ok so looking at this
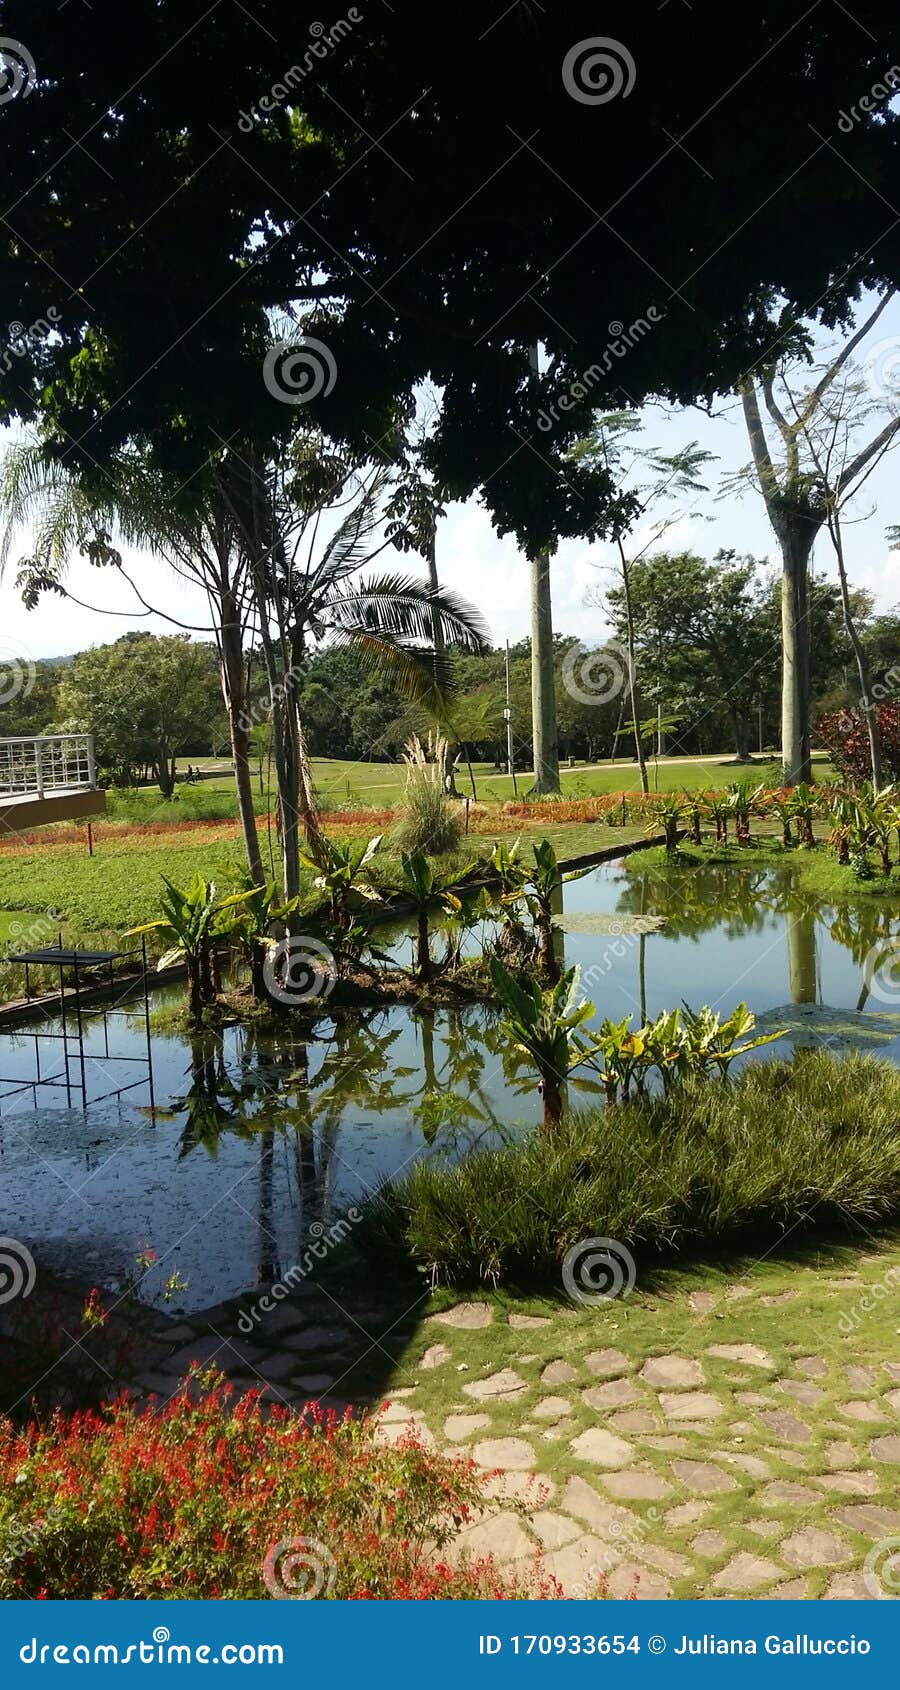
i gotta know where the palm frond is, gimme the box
[327,571,490,653]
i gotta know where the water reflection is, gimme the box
[2,858,900,1308]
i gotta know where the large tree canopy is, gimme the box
[2,1,900,545]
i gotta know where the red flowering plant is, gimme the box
[0,1372,608,1600]
[818,703,900,785]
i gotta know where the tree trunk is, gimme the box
[618,547,650,795]
[777,521,815,785]
[529,544,560,794]
[527,345,560,797]
[539,1070,564,1132]
[220,602,265,884]
[829,512,883,788]
[416,907,431,977]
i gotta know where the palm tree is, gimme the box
[0,439,489,899]
[0,442,267,882]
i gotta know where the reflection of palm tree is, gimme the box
[786,907,818,1005]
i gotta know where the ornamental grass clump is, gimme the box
[358,1051,900,1286]
[394,733,463,856]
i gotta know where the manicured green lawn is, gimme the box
[105,752,838,823]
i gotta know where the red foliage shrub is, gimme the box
[0,1375,605,1600]
[817,704,900,785]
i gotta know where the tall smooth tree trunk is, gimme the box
[427,529,458,797]
[220,604,264,884]
[528,343,560,796]
[529,545,560,794]
[777,523,815,785]
[618,546,649,794]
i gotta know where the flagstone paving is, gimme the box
[133,1234,900,1599]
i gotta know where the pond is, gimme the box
[1,857,899,1311]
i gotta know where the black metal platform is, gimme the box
[0,938,155,1111]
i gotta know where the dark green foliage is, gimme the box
[357,1053,900,1285]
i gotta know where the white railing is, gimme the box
[0,734,97,798]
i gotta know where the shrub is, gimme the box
[357,1052,900,1285]
[0,1376,583,1600]
[818,703,900,785]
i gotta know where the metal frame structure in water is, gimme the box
[0,936,155,1111]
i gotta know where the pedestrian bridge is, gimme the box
[0,734,106,834]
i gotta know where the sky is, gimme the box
[2,296,900,666]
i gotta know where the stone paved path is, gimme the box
[135,1245,900,1599]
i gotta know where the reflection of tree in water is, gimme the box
[615,861,900,1008]
[162,1008,518,1281]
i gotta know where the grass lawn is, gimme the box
[103,752,838,824]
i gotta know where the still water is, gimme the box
[1,859,898,1310]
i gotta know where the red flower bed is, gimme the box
[0,1375,603,1600]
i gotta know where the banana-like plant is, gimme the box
[489,957,603,1130]
[678,1001,783,1080]
[789,783,817,848]
[125,875,259,1021]
[389,849,482,977]
[650,793,687,853]
[298,834,383,928]
[519,839,593,982]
